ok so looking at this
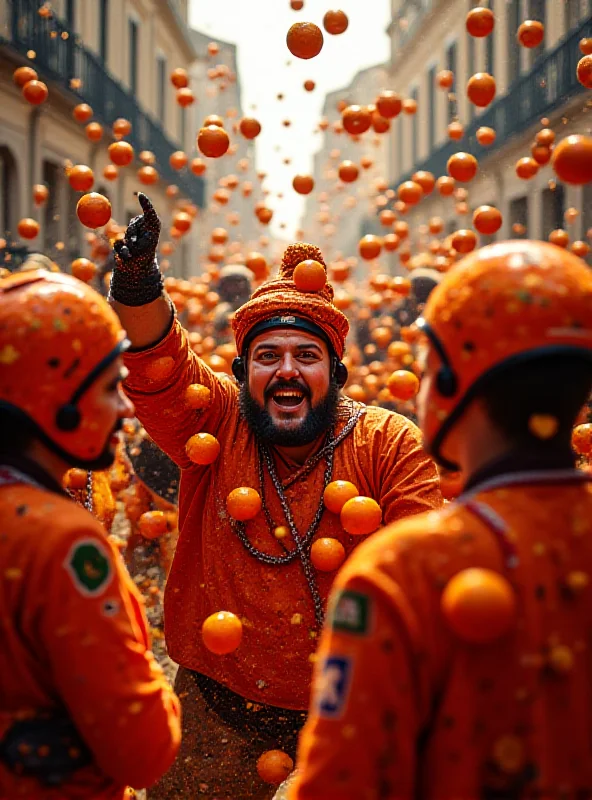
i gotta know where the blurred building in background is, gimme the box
[188,29,267,271]
[300,63,389,277]
[0,0,205,276]
[382,0,592,268]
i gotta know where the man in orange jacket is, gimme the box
[290,240,592,799]
[109,194,442,799]
[0,266,181,799]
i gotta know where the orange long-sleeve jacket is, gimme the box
[123,319,442,709]
[291,466,592,799]
[0,462,181,799]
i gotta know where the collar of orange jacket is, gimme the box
[0,453,67,496]
[464,446,576,493]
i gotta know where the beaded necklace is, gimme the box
[64,470,94,514]
[230,406,364,626]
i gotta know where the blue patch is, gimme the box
[315,656,353,720]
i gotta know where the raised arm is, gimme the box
[109,192,173,349]
[122,319,236,468]
[109,193,237,467]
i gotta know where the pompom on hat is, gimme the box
[232,242,349,358]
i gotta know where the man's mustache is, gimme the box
[264,381,311,402]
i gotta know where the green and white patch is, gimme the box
[329,589,371,636]
[64,538,112,597]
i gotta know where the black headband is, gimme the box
[242,314,333,355]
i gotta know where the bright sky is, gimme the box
[188,0,392,241]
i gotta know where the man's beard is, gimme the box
[239,381,340,447]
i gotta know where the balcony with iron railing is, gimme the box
[390,14,592,190]
[0,0,204,207]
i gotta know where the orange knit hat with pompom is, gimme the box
[232,242,350,359]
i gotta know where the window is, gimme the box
[397,114,403,179]
[564,0,581,34]
[509,196,528,238]
[178,106,186,148]
[99,0,108,62]
[68,187,82,263]
[65,0,75,78]
[128,18,139,95]
[157,55,167,122]
[527,0,546,67]
[66,0,75,28]
[542,185,565,236]
[466,1,475,119]
[528,0,546,36]
[479,200,499,246]
[583,183,592,263]
[507,0,520,85]
[445,42,457,122]
[486,0,495,75]
[410,86,419,166]
[0,146,18,237]
[0,158,4,238]
[170,0,189,20]
[43,161,60,255]
[427,64,436,151]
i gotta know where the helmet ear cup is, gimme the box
[436,365,458,398]
[232,357,246,383]
[55,404,81,432]
[334,360,348,388]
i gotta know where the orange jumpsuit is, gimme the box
[123,319,442,710]
[292,464,592,799]
[0,460,181,799]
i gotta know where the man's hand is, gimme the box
[110,193,165,308]
[114,192,161,266]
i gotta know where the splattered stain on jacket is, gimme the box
[291,469,592,799]
[0,465,180,798]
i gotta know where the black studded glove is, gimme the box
[110,193,164,306]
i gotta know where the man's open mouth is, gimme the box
[269,388,308,409]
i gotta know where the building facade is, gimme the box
[384,0,592,264]
[188,29,267,269]
[0,0,204,276]
[300,63,390,276]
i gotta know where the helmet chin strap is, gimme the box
[414,318,461,471]
[55,339,130,432]
[415,318,458,398]
[0,402,119,472]
[425,429,460,473]
[422,343,592,475]
[1,339,130,473]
